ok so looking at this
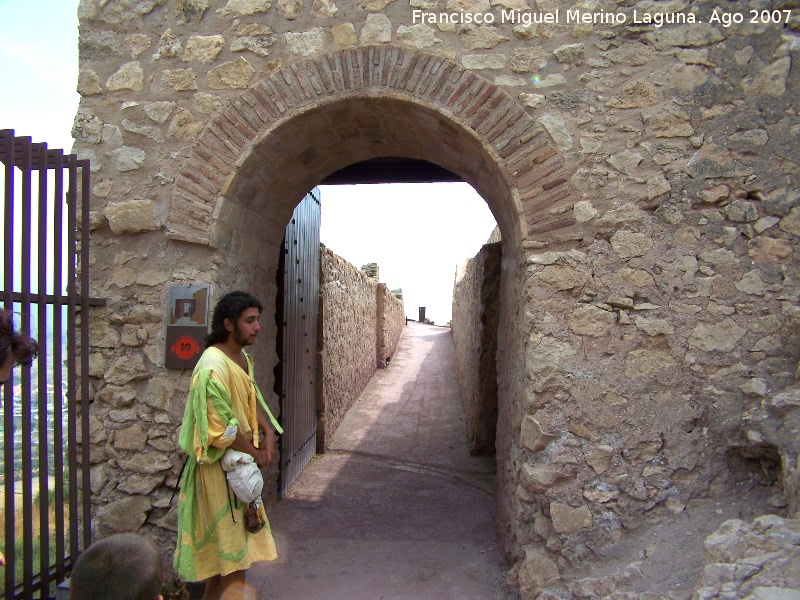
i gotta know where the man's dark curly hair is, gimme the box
[205,291,263,348]
[0,308,38,367]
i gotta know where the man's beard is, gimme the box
[232,324,255,346]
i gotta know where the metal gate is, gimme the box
[0,130,96,598]
[276,189,321,496]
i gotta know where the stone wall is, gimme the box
[452,241,501,455]
[318,245,405,449]
[318,244,379,449]
[74,0,800,595]
[376,283,405,368]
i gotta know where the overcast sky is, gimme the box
[0,0,498,325]
[0,0,80,152]
[319,183,496,324]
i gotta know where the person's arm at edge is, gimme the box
[256,409,277,465]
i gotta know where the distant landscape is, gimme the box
[0,310,68,485]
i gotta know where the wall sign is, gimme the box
[166,285,210,369]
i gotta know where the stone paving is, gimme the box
[248,321,508,599]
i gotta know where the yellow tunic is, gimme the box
[173,347,282,582]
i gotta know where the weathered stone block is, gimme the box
[207,57,255,89]
[95,496,152,533]
[105,354,149,386]
[231,24,276,56]
[397,24,442,49]
[534,265,587,291]
[585,444,616,475]
[106,61,144,91]
[183,35,225,63]
[550,502,592,534]
[643,105,694,137]
[97,385,137,408]
[162,68,198,91]
[285,28,326,57]
[217,0,272,16]
[105,198,159,233]
[117,473,165,495]
[520,416,557,453]
[519,547,560,597]
[115,422,149,451]
[117,452,173,475]
[624,348,676,378]
[520,463,570,493]
[569,304,616,337]
[109,146,146,172]
[78,70,103,96]
[332,23,357,46]
[689,319,747,352]
[458,25,509,50]
[610,230,653,259]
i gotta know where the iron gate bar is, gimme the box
[0,292,105,306]
[80,160,92,558]
[0,135,73,171]
[36,140,50,595]
[67,153,79,567]
[19,130,33,599]
[52,149,67,585]
[2,127,17,600]
[0,129,101,598]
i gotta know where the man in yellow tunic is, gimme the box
[174,291,283,600]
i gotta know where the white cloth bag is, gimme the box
[220,448,264,509]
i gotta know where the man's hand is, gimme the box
[261,426,276,465]
[254,447,270,468]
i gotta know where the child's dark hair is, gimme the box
[206,291,263,348]
[0,308,38,367]
[69,533,163,600]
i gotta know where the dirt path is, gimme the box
[247,321,508,599]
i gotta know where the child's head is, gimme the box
[69,533,163,600]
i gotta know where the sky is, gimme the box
[319,183,496,324]
[0,0,80,153]
[0,0,498,325]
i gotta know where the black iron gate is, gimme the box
[0,130,96,599]
[275,189,320,496]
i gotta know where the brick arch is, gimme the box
[166,45,579,253]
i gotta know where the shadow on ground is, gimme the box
[247,321,510,600]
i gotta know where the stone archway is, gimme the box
[164,45,578,256]
[162,45,578,562]
[75,0,800,592]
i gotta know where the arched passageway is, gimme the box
[163,45,568,559]
[248,320,504,599]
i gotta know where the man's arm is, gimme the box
[227,430,270,467]
[256,409,277,465]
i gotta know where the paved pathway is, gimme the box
[249,321,506,599]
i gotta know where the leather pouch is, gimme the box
[243,501,265,533]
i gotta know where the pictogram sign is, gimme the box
[166,286,210,369]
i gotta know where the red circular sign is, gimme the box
[171,335,201,360]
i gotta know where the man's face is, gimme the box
[231,307,261,347]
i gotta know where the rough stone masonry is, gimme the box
[73,0,799,596]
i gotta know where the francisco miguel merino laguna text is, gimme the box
[411,9,699,27]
